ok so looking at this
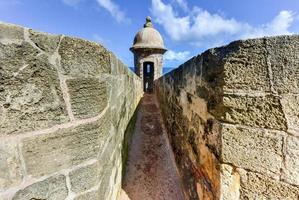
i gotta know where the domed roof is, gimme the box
[130,17,166,52]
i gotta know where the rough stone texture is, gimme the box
[0,141,22,191]
[98,162,115,200]
[222,94,287,130]
[282,136,299,186]
[69,162,100,193]
[2,21,299,200]
[281,94,299,136]
[156,60,222,199]
[0,41,69,135]
[221,124,283,177]
[59,36,111,76]
[0,22,142,199]
[74,189,99,200]
[0,23,24,45]
[266,36,299,94]
[222,39,271,92]
[28,29,61,54]
[156,35,299,199]
[22,116,110,177]
[240,172,299,200]
[12,175,68,200]
[67,78,108,119]
[220,164,240,200]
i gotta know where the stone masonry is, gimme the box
[0,22,142,200]
[155,36,299,199]
[1,21,299,200]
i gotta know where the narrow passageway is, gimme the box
[122,93,185,200]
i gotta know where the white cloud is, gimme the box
[151,0,297,47]
[151,0,190,41]
[62,0,129,23]
[176,0,188,12]
[164,50,191,61]
[96,0,128,23]
[242,10,295,39]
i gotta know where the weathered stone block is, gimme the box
[0,38,39,73]
[12,175,68,200]
[110,98,125,131]
[0,141,22,191]
[29,29,61,53]
[240,172,299,199]
[97,153,118,200]
[59,36,110,76]
[105,74,126,107]
[282,136,299,186]
[222,39,271,92]
[99,134,119,166]
[110,53,118,75]
[266,36,299,94]
[0,23,142,200]
[222,94,287,130]
[67,78,108,119]
[110,53,128,75]
[0,23,24,45]
[0,42,69,135]
[22,113,110,177]
[117,60,126,75]
[74,189,99,200]
[98,171,112,199]
[221,124,283,177]
[220,164,240,200]
[281,95,299,136]
[155,35,299,200]
[69,162,100,193]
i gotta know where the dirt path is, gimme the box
[122,93,185,200]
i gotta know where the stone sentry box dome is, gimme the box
[130,16,167,92]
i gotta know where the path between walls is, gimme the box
[121,93,185,200]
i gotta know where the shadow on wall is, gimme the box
[0,22,143,200]
[155,49,225,199]
[121,101,141,177]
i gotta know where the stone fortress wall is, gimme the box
[0,23,142,199]
[1,22,299,200]
[155,36,299,199]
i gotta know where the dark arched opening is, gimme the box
[143,62,154,93]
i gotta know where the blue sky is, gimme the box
[1,0,299,69]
